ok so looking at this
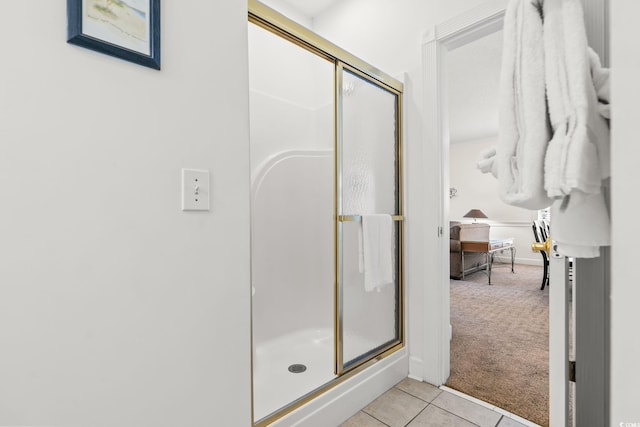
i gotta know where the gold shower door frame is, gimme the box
[249,2,404,425]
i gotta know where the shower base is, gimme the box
[253,328,335,421]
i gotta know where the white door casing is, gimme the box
[420,0,508,387]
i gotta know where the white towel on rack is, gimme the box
[361,214,394,292]
[476,146,498,177]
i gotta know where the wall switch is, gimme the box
[182,169,210,211]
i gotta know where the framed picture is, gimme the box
[67,0,160,70]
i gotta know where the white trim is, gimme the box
[420,0,507,387]
[408,356,424,381]
[421,31,448,386]
[582,0,609,67]
[486,221,532,228]
[428,0,507,49]
[450,220,533,228]
[493,257,543,267]
[549,257,569,427]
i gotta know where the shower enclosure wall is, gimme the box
[249,3,404,425]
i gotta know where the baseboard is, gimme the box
[409,356,424,381]
[493,257,543,266]
[461,263,489,276]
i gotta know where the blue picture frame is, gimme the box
[67,0,161,70]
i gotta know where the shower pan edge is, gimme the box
[260,346,408,427]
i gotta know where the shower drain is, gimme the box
[288,364,307,374]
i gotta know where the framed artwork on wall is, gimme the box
[67,0,161,70]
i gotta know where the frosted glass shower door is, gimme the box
[249,22,337,421]
[248,6,404,424]
[339,67,402,370]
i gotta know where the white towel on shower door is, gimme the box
[361,214,393,292]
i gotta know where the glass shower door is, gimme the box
[249,21,336,422]
[338,66,402,371]
[249,4,404,424]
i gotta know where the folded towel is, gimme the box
[480,147,497,159]
[361,214,394,292]
[477,157,497,176]
[477,146,498,177]
[496,0,553,209]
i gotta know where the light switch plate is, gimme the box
[182,169,210,211]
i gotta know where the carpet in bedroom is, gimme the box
[447,263,549,427]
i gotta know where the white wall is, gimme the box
[0,2,252,426]
[447,28,503,143]
[610,1,640,424]
[7,2,635,426]
[248,24,335,347]
[449,136,541,265]
[248,23,334,176]
[258,0,314,29]
[450,136,533,221]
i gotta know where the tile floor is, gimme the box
[340,378,536,427]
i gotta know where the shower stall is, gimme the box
[248,3,404,425]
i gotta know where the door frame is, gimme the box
[421,0,508,387]
[421,0,568,423]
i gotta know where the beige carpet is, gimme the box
[447,263,549,426]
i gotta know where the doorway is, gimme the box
[424,1,608,426]
[444,22,550,426]
[420,1,560,425]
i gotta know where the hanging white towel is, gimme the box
[543,0,610,199]
[494,0,553,210]
[486,0,611,258]
[361,214,393,292]
[542,0,611,257]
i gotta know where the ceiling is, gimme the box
[277,0,342,18]
[447,29,504,143]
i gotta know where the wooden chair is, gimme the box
[532,220,550,290]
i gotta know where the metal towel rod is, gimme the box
[338,215,404,222]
